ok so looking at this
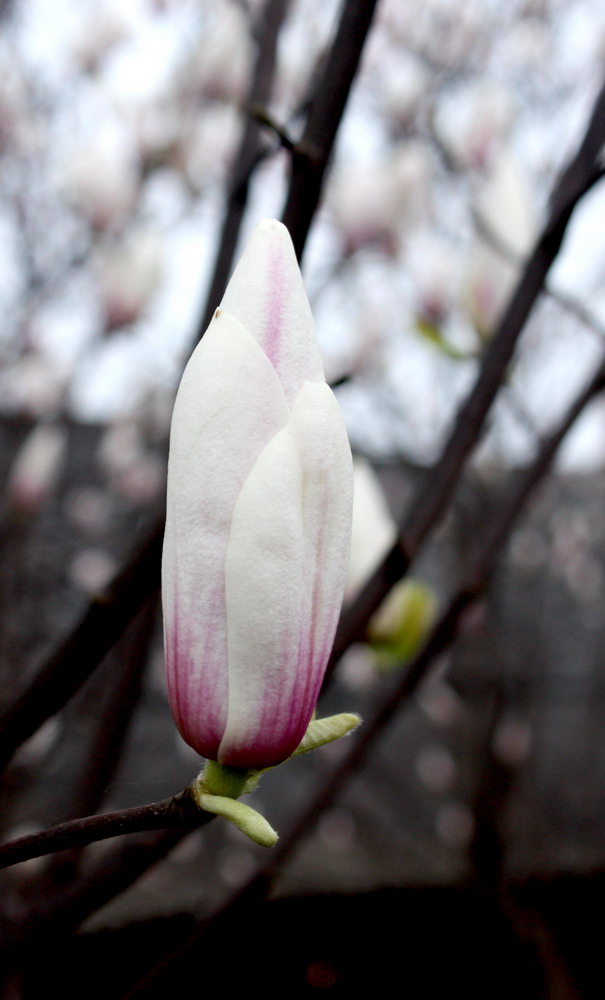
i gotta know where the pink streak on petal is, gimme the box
[262,244,284,372]
[165,584,226,760]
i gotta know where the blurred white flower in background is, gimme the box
[465,150,536,340]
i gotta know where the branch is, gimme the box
[0,514,164,773]
[2,827,190,965]
[329,73,605,666]
[274,348,605,875]
[7,339,605,979]
[197,0,292,336]
[0,0,291,774]
[0,789,206,870]
[84,350,605,994]
[39,597,159,888]
[281,0,381,259]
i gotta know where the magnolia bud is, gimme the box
[162,220,353,770]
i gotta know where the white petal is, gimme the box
[289,382,353,687]
[162,310,289,754]
[219,382,352,767]
[219,220,325,404]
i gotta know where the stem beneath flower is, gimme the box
[195,760,250,800]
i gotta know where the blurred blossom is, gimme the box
[97,419,163,502]
[339,644,378,692]
[96,229,163,330]
[132,100,181,171]
[0,63,35,155]
[435,801,474,848]
[433,81,516,169]
[494,19,552,76]
[64,486,112,534]
[177,5,253,105]
[180,104,240,191]
[464,151,536,339]
[6,422,66,515]
[70,8,132,73]
[62,138,139,232]
[348,457,435,665]
[378,52,430,130]
[328,142,432,255]
[409,235,459,331]
[0,354,66,418]
[347,457,394,600]
[69,548,117,594]
[417,677,463,727]
[381,0,484,66]
[415,743,457,792]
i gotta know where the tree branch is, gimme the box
[0,515,164,773]
[0,0,291,775]
[121,350,605,994]
[281,0,381,259]
[330,73,605,666]
[197,0,292,336]
[0,789,206,870]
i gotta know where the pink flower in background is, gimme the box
[162,219,353,769]
[6,422,66,514]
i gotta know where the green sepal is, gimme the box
[292,713,361,756]
[196,759,249,799]
[197,793,278,847]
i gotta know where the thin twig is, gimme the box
[0,514,164,773]
[282,0,381,260]
[0,789,205,870]
[0,0,291,776]
[8,312,605,987]
[40,596,159,886]
[197,0,292,336]
[1,827,191,966]
[330,74,605,666]
[122,350,605,995]
[275,351,605,873]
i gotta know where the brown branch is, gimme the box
[0,0,291,775]
[281,0,381,259]
[1,827,191,967]
[39,596,159,887]
[0,789,206,870]
[122,349,605,994]
[197,0,292,336]
[0,513,164,773]
[6,343,604,972]
[304,356,605,854]
[329,74,605,666]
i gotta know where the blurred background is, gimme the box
[1,0,605,996]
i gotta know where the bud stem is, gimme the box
[194,760,250,800]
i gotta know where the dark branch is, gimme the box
[0,514,164,773]
[329,73,605,666]
[197,0,292,336]
[281,0,381,260]
[0,789,206,870]
[123,352,605,992]
[0,0,291,775]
